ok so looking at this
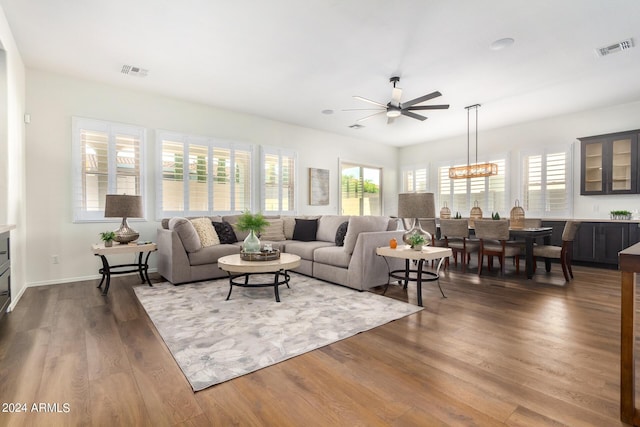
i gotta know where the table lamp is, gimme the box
[104,194,143,244]
[398,192,435,246]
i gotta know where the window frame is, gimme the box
[519,145,573,218]
[155,130,254,218]
[339,160,383,216]
[72,117,146,223]
[401,164,429,192]
[260,146,297,215]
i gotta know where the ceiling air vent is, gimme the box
[596,38,634,57]
[121,64,149,77]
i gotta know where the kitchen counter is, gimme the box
[0,225,16,234]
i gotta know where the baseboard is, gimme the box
[8,268,159,311]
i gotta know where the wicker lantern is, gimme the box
[469,200,483,227]
[440,201,451,219]
[510,199,525,229]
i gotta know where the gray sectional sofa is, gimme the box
[156,214,404,291]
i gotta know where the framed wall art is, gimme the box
[309,168,330,206]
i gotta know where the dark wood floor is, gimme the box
[0,261,632,426]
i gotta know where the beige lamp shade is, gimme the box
[397,192,436,219]
[104,194,143,243]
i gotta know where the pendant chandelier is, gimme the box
[448,104,498,179]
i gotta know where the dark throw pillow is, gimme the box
[335,221,349,247]
[212,221,238,244]
[293,218,318,242]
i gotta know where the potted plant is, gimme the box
[408,233,426,251]
[235,211,270,253]
[100,231,116,247]
[492,212,501,220]
[610,210,632,220]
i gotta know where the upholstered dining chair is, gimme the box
[474,219,521,276]
[439,218,479,273]
[532,221,581,281]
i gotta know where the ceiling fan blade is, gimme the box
[353,96,387,108]
[402,91,442,108]
[407,104,450,111]
[401,110,427,121]
[357,111,386,122]
[391,87,402,106]
[342,108,386,111]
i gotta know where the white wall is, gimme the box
[24,69,399,286]
[398,100,640,219]
[0,6,26,310]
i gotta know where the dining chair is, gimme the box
[474,219,521,276]
[439,218,479,273]
[419,218,448,268]
[532,221,581,281]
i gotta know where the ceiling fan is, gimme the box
[345,76,449,124]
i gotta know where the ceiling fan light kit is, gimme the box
[346,76,449,124]
[448,104,498,180]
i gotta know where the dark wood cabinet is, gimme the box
[0,231,10,320]
[573,222,635,265]
[579,130,640,195]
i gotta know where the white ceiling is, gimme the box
[2,0,640,147]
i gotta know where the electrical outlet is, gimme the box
[52,255,59,264]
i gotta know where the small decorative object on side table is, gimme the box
[99,231,116,247]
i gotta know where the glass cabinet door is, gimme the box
[584,142,603,192]
[611,137,632,191]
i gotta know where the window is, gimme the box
[437,157,507,216]
[72,117,145,222]
[401,166,428,192]
[340,162,382,216]
[157,131,253,217]
[521,147,572,217]
[261,147,296,214]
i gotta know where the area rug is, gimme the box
[134,273,422,391]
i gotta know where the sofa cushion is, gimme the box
[335,221,348,247]
[222,214,249,241]
[314,246,351,268]
[316,215,350,242]
[162,216,222,230]
[284,241,334,261]
[293,218,318,242]
[168,217,201,253]
[343,216,390,254]
[281,216,296,240]
[212,221,238,244]
[190,217,220,247]
[260,218,286,241]
[187,244,240,266]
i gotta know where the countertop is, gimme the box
[0,224,16,234]
[543,218,640,224]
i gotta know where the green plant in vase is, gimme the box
[408,233,426,250]
[100,231,116,247]
[236,211,270,253]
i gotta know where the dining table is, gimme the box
[507,227,554,279]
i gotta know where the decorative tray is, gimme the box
[240,249,281,261]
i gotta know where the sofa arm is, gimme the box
[156,228,192,284]
[347,230,405,290]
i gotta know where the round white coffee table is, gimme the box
[218,253,301,302]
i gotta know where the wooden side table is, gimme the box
[91,242,157,295]
[376,245,452,307]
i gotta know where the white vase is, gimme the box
[243,230,261,253]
